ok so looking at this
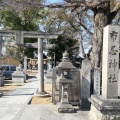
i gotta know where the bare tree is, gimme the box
[61,0,120,68]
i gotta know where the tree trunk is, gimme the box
[92,2,110,68]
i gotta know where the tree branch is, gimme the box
[64,0,110,10]
[79,35,86,58]
[63,12,93,35]
[79,20,93,35]
[110,2,120,23]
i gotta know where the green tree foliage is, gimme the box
[0,0,46,59]
[0,0,80,63]
[47,35,78,64]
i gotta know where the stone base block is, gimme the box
[35,91,50,97]
[0,77,4,87]
[88,95,120,120]
[58,103,75,113]
[12,71,26,83]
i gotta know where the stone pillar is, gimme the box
[118,69,120,97]
[102,25,119,98]
[81,59,91,110]
[24,57,27,73]
[93,67,101,95]
[88,25,120,120]
[52,67,57,104]
[36,38,48,96]
[23,57,27,80]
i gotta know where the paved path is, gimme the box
[0,77,89,120]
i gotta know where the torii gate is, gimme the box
[0,30,63,96]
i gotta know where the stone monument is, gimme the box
[81,58,92,110]
[118,69,120,97]
[12,64,26,83]
[57,51,75,113]
[88,25,120,120]
[91,67,101,95]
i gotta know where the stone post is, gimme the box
[118,69,120,97]
[93,67,101,95]
[23,57,27,80]
[81,59,91,110]
[52,67,57,104]
[24,57,27,73]
[36,38,48,96]
[88,25,120,120]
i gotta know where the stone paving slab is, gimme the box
[0,78,38,120]
[0,106,22,120]
[7,88,37,95]
[0,95,32,105]
[0,76,89,120]
[0,81,38,106]
[19,105,89,120]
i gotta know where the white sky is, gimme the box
[46,0,63,4]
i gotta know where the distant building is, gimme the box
[0,56,20,66]
[27,53,48,70]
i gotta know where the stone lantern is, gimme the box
[57,51,75,113]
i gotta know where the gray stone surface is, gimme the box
[102,25,119,98]
[19,105,88,120]
[0,106,22,120]
[58,103,75,113]
[57,51,75,113]
[24,57,27,74]
[52,68,57,104]
[69,69,81,105]
[37,38,44,94]
[0,30,62,41]
[12,71,26,83]
[0,76,89,120]
[58,83,74,113]
[81,60,92,110]
[88,25,120,120]
[92,68,101,95]
[88,95,120,120]
[53,68,81,106]
[118,69,120,97]
[44,70,53,84]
